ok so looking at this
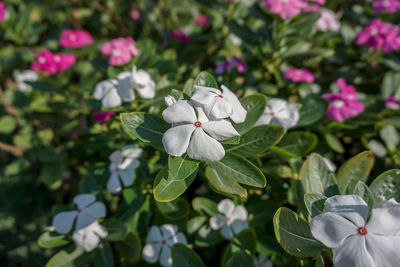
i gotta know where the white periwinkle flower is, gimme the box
[310,195,400,267]
[107,144,143,193]
[131,66,156,99]
[52,194,106,234]
[254,254,273,267]
[72,221,108,252]
[316,9,340,32]
[228,33,243,46]
[142,224,187,267]
[255,98,299,131]
[13,70,38,92]
[210,199,248,240]
[191,85,247,123]
[162,100,239,162]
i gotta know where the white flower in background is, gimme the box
[164,95,177,106]
[209,199,248,240]
[316,9,340,32]
[107,144,143,193]
[52,194,106,234]
[72,221,108,252]
[142,224,187,267]
[13,70,38,92]
[254,254,273,267]
[162,100,239,162]
[191,85,247,123]
[255,98,299,131]
[228,33,243,46]
[310,195,400,267]
[131,66,156,99]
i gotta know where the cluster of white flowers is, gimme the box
[52,194,107,252]
[13,70,38,92]
[162,85,247,162]
[106,144,143,193]
[310,195,400,266]
[255,98,299,131]
[93,66,155,108]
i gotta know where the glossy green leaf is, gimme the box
[183,78,195,96]
[38,232,70,249]
[168,155,199,180]
[115,233,142,263]
[194,71,218,88]
[94,241,114,267]
[370,169,400,201]
[156,198,190,219]
[225,251,253,267]
[46,245,89,267]
[324,133,345,154]
[304,193,327,219]
[275,131,318,157]
[233,95,266,134]
[195,224,224,247]
[0,115,17,134]
[5,157,30,176]
[297,98,328,127]
[192,197,218,216]
[104,219,127,241]
[171,244,206,267]
[353,181,375,210]
[205,166,247,199]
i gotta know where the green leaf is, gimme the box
[275,131,318,157]
[336,151,375,194]
[315,254,325,267]
[209,153,266,188]
[168,155,199,180]
[104,219,127,241]
[205,166,247,199]
[183,78,195,96]
[171,244,206,267]
[297,98,328,127]
[234,228,257,254]
[304,193,327,219]
[39,162,65,190]
[192,197,218,216]
[273,207,323,257]
[233,95,266,134]
[380,125,399,152]
[187,216,208,235]
[0,115,17,134]
[120,112,169,151]
[324,133,345,154]
[353,181,375,210]
[5,157,30,176]
[94,241,114,267]
[46,245,89,267]
[194,71,218,88]
[225,251,253,267]
[154,166,197,202]
[115,234,142,263]
[382,71,400,98]
[156,198,190,219]
[38,232,70,249]
[226,125,284,157]
[195,224,224,247]
[370,169,400,201]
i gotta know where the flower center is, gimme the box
[54,55,60,62]
[77,208,82,213]
[383,0,390,7]
[115,168,120,172]
[194,121,202,128]
[226,216,231,222]
[69,34,77,41]
[333,100,344,108]
[218,94,223,98]
[358,227,368,236]
[38,57,46,64]
[113,50,121,57]
[270,112,275,116]
[161,240,166,245]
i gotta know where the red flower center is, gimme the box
[358,227,368,236]
[77,208,82,213]
[270,112,275,116]
[161,240,166,245]
[194,121,202,128]
[115,168,120,172]
[226,216,231,222]
[218,94,223,98]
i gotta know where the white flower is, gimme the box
[72,221,108,252]
[13,70,38,92]
[310,195,400,267]
[228,33,243,46]
[209,199,248,240]
[255,98,299,131]
[131,66,156,99]
[142,224,187,267]
[52,194,106,234]
[107,144,142,193]
[191,85,247,123]
[162,100,239,162]
[316,9,340,32]
[164,95,177,106]
[254,254,273,267]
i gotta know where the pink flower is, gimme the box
[194,14,210,29]
[92,110,115,123]
[261,0,307,19]
[384,96,400,109]
[284,68,315,83]
[0,1,7,21]
[169,28,191,42]
[316,9,340,32]
[59,29,93,48]
[303,4,322,12]
[101,37,140,66]
[215,57,248,74]
[130,9,140,21]
[31,50,76,74]
[323,78,365,122]
[54,53,76,72]
[373,0,400,13]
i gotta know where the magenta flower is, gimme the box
[0,1,7,21]
[169,28,191,42]
[215,57,248,74]
[261,0,307,19]
[303,4,322,12]
[92,110,115,123]
[194,14,210,29]
[101,37,140,66]
[54,53,76,72]
[284,68,315,83]
[59,29,93,48]
[31,50,75,74]
[384,96,400,109]
[373,0,400,13]
[316,9,340,32]
[323,78,365,122]
[130,9,141,21]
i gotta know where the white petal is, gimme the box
[221,85,247,123]
[117,72,135,102]
[202,120,240,141]
[121,144,143,159]
[119,158,140,171]
[193,85,221,95]
[136,81,156,99]
[366,199,400,235]
[267,98,288,113]
[324,195,369,227]
[72,222,107,252]
[231,206,248,221]
[220,225,234,240]
[173,232,187,245]
[146,225,162,243]
[333,235,375,267]
[93,80,116,100]
[52,211,77,234]
[73,194,96,209]
[187,128,225,162]
[191,88,219,106]
[255,106,273,126]
[132,67,152,87]
[162,100,197,124]
[109,150,123,165]
[162,125,195,157]
[160,245,172,267]
[107,172,121,193]
[365,234,400,267]
[208,98,233,120]
[209,214,226,230]
[102,87,122,108]
[118,169,136,187]
[196,107,209,123]
[231,220,248,235]
[165,95,176,106]
[142,243,161,264]
[160,224,178,240]
[217,199,235,217]
[310,212,357,248]
[82,202,106,219]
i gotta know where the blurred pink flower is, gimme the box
[303,4,322,12]
[323,78,365,122]
[31,50,75,74]
[59,29,93,48]
[92,110,115,123]
[373,0,400,13]
[384,96,400,109]
[0,1,7,21]
[215,57,248,74]
[130,9,140,21]
[284,68,315,83]
[54,53,76,72]
[101,37,140,66]
[169,28,191,42]
[316,9,340,32]
[194,14,210,28]
[261,0,307,19]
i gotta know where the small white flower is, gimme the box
[142,224,187,267]
[254,254,273,267]
[228,33,243,46]
[52,194,106,234]
[164,95,177,107]
[316,9,340,32]
[72,221,108,252]
[191,85,247,123]
[310,195,400,267]
[131,66,156,99]
[13,70,38,92]
[209,199,248,240]
[107,144,142,193]
[255,98,299,131]
[162,100,239,162]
